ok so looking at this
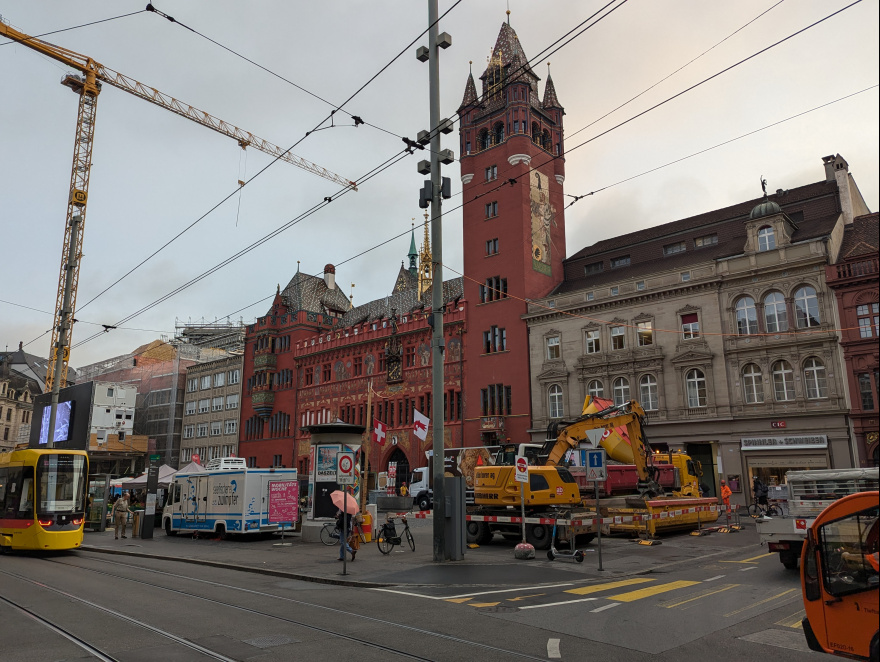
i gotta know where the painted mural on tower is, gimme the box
[530,171,557,276]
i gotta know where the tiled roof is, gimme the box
[460,72,478,109]
[341,277,463,328]
[0,347,77,389]
[557,179,842,293]
[281,271,353,316]
[480,22,539,87]
[838,212,879,261]
[543,74,561,109]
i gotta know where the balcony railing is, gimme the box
[835,258,878,279]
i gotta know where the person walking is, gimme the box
[112,491,131,539]
[720,479,732,522]
[335,509,356,561]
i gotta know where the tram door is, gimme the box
[86,475,111,532]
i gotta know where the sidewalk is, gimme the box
[81,515,762,589]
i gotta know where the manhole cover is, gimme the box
[244,634,298,649]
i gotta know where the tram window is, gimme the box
[0,468,7,507]
[2,467,33,520]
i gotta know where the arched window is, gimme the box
[804,357,828,399]
[686,369,707,408]
[542,129,551,150]
[639,374,658,411]
[794,286,821,328]
[532,122,541,143]
[587,380,604,397]
[758,226,776,252]
[478,129,490,151]
[742,364,764,404]
[735,296,758,335]
[772,360,795,401]
[764,291,788,333]
[548,385,564,419]
[613,377,630,405]
[492,122,504,145]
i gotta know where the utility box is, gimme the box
[444,476,466,560]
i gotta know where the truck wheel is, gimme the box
[417,496,431,511]
[164,519,176,536]
[216,525,227,541]
[780,552,799,570]
[526,524,551,550]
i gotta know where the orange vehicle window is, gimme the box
[818,505,879,598]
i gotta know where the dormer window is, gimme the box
[757,226,775,252]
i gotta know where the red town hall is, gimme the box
[237,22,568,478]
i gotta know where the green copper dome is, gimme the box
[749,199,782,220]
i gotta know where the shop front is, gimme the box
[739,434,830,503]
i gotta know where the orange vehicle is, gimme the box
[801,491,879,662]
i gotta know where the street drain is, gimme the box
[244,634,298,648]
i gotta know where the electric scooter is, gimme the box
[546,514,589,562]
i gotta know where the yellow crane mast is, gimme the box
[0,18,356,394]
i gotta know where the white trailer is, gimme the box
[162,468,298,537]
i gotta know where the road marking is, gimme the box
[518,597,598,610]
[373,581,574,601]
[590,602,620,613]
[468,602,500,608]
[775,609,805,629]
[564,578,654,595]
[724,588,798,617]
[739,566,758,572]
[608,580,701,602]
[547,638,561,659]
[662,584,739,608]
[704,575,725,582]
[445,598,472,603]
[720,552,775,564]
[507,594,545,602]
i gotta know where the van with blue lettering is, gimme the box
[162,467,298,538]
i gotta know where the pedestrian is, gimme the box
[399,482,408,497]
[335,508,356,561]
[753,477,769,506]
[720,479,732,515]
[111,491,131,539]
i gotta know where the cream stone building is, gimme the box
[526,155,872,504]
[181,354,243,465]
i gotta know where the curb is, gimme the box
[79,545,393,589]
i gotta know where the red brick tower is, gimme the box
[458,22,566,445]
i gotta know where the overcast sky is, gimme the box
[1,1,877,369]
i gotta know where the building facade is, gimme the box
[181,354,243,464]
[83,381,149,475]
[825,211,879,466]
[0,354,38,450]
[525,154,872,505]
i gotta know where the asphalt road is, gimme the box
[0,521,820,661]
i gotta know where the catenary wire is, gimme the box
[0,9,146,45]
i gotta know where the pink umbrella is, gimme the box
[330,490,359,515]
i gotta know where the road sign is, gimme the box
[336,451,356,485]
[514,455,529,483]
[585,448,607,481]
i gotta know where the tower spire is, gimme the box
[418,210,432,299]
[408,219,418,273]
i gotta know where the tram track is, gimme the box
[53,553,549,661]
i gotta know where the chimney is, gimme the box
[323,263,336,290]
[822,154,854,225]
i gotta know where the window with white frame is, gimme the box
[804,357,828,399]
[686,369,707,408]
[757,226,775,252]
[212,396,224,412]
[613,377,630,405]
[198,399,209,413]
[211,421,222,436]
[185,401,196,416]
[680,272,691,282]
[681,313,700,339]
[772,360,795,401]
[794,286,821,328]
[187,378,198,392]
[610,286,619,296]
[200,375,211,390]
[735,296,758,335]
[742,363,764,404]
[587,380,604,397]
[214,372,225,388]
[197,423,208,437]
[546,336,561,360]
[610,326,625,350]
[228,369,241,384]
[548,385,564,419]
[639,375,658,411]
[636,281,645,291]
[636,321,653,346]
[764,291,788,332]
[585,330,601,354]
[183,425,195,439]
[226,393,239,409]
[225,420,237,435]
[857,303,879,338]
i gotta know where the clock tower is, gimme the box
[457,21,566,445]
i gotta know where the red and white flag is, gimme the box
[413,409,430,441]
[372,419,387,446]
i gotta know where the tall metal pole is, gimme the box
[428,0,446,563]
[46,213,81,449]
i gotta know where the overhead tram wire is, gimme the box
[0,9,146,46]
[0,298,175,335]
[75,0,464,315]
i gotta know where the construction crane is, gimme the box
[0,18,356,412]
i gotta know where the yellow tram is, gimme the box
[0,448,89,552]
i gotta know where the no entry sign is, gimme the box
[514,455,529,483]
[337,451,356,485]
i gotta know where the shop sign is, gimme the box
[770,421,786,429]
[741,435,827,451]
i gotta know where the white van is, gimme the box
[204,457,247,471]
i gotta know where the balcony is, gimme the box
[254,353,277,370]
[251,390,275,419]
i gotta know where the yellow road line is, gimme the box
[507,594,545,602]
[608,580,701,602]
[775,609,806,628]
[565,578,654,596]
[445,598,472,603]
[662,584,739,608]
[468,602,500,608]
[724,588,798,617]
[720,552,775,564]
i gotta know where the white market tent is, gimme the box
[176,461,207,475]
[124,464,178,490]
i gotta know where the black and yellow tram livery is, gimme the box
[0,449,88,552]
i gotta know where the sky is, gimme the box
[1,0,877,369]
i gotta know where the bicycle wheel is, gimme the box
[405,527,415,552]
[377,533,394,555]
[320,524,338,546]
[766,505,780,516]
[747,503,760,518]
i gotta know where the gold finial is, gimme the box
[469,60,473,74]
[296,260,300,272]
[349,283,355,304]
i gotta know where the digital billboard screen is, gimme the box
[38,400,74,445]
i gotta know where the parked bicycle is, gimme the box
[319,520,367,546]
[376,515,415,555]
[747,499,780,517]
